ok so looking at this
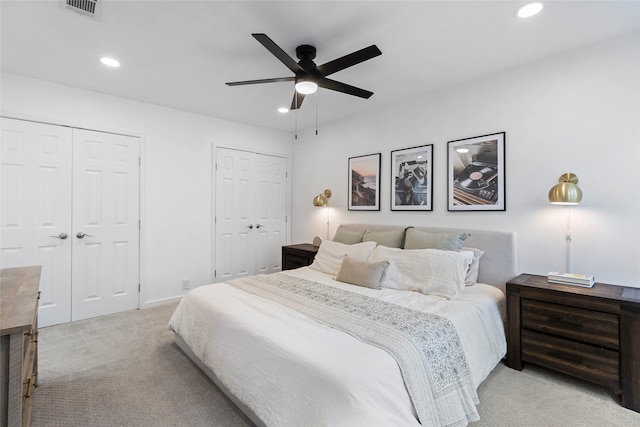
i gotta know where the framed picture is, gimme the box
[348,153,381,211]
[391,144,433,211]
[447,132,505,211]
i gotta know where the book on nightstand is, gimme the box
[547,272,595,287]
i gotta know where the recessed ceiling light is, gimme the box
[456,148,470,153]
[100,57,120,67]
[277,107,289,114]
[516,2,544,18]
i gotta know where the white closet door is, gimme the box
[214,147,287,281]
[215,148,255,281]
[254,154,287,275]
[1,118,73,326]
[71,129,140,321]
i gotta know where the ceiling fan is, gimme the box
[226,33,382,110]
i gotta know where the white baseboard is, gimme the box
[142,295,183,309]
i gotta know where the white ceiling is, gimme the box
[2,1,640,133]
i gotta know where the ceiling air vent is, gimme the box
[64,0,99,17]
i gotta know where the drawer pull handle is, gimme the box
[549,316,583,329]
[23,379,32,398]
[548,351,584,365]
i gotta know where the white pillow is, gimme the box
[309,240,377,275]
[368,246,473,299]
[461,247,484,286]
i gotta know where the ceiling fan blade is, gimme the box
[316,45,382,77]
[252,33,304,74]
[317,77,374,99]
[290,92,306,110]
[226,77,294,86]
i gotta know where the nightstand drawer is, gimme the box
[284,253,313,270]
[522,329,619,389]
[522,299,619,350]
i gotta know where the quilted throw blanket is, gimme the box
[229,273,480,426]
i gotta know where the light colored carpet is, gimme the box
[32,303,252,427]
[32,303,640,426]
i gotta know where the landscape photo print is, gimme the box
[348,153,381,211]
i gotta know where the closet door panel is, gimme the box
[71,129,140,321]
[254,154,287,274]
[0,118,72,326]
[214,148,256,281]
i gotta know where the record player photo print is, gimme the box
[447,132,505,211]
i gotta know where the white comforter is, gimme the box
[169,267,506,427]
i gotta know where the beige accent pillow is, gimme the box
[368,246,473,298]
[309,240,377,275]
[403,228,469,251]
[362,229,406,248]
[332,226,365,244]
[335,255,389,289]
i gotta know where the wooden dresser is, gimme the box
[282,244,318,270]
[1,266,41,427]
[505,273,640,412]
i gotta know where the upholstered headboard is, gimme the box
[336,224,518,293]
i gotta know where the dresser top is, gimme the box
[1,266,41,336]
[507,273,640,305]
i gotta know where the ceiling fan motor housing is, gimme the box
[296,45,317,70]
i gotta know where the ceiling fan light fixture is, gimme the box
[295,80,318,95]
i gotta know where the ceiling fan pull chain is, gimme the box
[295,91,298,140]
[315,91,319,136]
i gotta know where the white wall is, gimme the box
[1,73,292,306]
[291,31,640,288]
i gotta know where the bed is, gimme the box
[169,224,517,426]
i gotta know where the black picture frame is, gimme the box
[447,132,505,211]
[348,153,381,211]
[390,144,433,211]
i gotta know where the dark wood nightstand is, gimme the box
[505,273,640,412]
[282,244,319,271]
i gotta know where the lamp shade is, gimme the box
[313,194,327,206]
[548,173,582,205]
[313,189,331,206]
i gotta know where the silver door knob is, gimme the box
[76,232,93,239]
[50,233,68,240]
